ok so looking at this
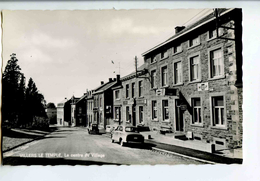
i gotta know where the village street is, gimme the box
[3,127,202,165]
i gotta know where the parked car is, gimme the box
[136,125,152,139]
[89,124,99,134]
[111,125,144,146]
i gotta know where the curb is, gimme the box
[151,147,216,164]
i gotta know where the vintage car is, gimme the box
[88,124,99,134]
[111,125,144,146]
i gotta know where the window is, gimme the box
[100,113,102,123]
[115,90,120,100]
[126,84,129,98]
[189,36,200,47]
[115,107,120,120]
[161,49,168,59]
[79,107,82,114]
[174,61,182,84]
[192,98,202,124]
[210,48,224,78]
[190,55,200,81]
[139,106,143,123]
[126,106,131,122]
[162,100,169,121]
[212,96,225,127]
[100,97,102,107]
[151,55,157,64]
[173,44,182,54]
[161,66,168,87]
[208,28,223,39]
[152,101,157,120]
[151,70,156,88]
[139,81,143,97]
[132,82,135,98]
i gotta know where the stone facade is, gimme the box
[142,9,243,149]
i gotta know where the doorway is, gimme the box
[132,106,136,126]
[175,100,184,132]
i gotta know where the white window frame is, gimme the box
[188,52,201,83]
[162,99,169,122]
[152,100,158,120]
[207,28,224,41]
[160,49,168,60]
[208,44,225,80]
[173,60,183,85]
[209,93,227,129]
[115,90,120,100]
[173,43,182,55]
[139,106,144,124]
[126,84,129,98]
[131,82,135,98]
[151,55,157,64]
[161,65,168,87]
[189,36,200,48]
[150,69,156,89]
[139,80,143,97]
[191,97,203,126]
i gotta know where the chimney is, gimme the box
[109,78,113,82]
[116,74,120,82]
[101,81,104,85]
[175,26,185,34]
[113,78,116,81]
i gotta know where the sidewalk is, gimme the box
[145,131,243,164]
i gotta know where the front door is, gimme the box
[132,106,136,126]
[175,101,184,132]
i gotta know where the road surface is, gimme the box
[3,127,202,165]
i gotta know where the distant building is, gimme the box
[46,103,57,125]
[70,96,80,127]
[57,98,72,126]
[86,90,94,128]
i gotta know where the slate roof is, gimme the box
[93,81,118,94]
[142,8,233,56]
[120,63,147,81]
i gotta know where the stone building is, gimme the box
[57,98,72,126]
[70,96,80,127]
[141,8,243,150]
[86,90,94,128]
[92,75,121,130]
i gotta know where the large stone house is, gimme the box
[141,8,242,150]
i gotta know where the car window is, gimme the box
[125,127,138,132]
[119,126,123,131]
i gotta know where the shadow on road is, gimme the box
[3,157,122,166]
[122,143,157,150]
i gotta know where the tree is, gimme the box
[2,53,24,126]
[25,78,47,125]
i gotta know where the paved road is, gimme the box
[3,127,202,165]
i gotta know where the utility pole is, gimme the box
[135,56,138,78]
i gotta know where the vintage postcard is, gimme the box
[1,8,243,166]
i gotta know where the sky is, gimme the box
[3,9,215,105]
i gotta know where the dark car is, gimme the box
[89,124,99,134]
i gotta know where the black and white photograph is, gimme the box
[1,7,244,167]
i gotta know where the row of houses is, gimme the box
[57,8,243,150]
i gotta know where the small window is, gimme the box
[79,107,82,114]
[152,101,157,120]
[190,55,200,81]
[115,90,120,100]
[115,107,120,120]
[151,55,157,64]
[174,61,182,84]
[126,106,131,122]
[210,48,224,78]
[208,28,223,39]
[189,36,200,47]
[173,44,182,54]
[151,70,156,88]
[126,84,129,98]
[162,100,169,121]
[139,81,143,97]
[161,66,168,87]
[192,98,202,124]
[132,82,135,98]
[161,49,168,59]
[139,106,143,123]
[212,96,225,127]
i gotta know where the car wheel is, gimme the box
[120,139,124,146]
[112,139,114,143]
